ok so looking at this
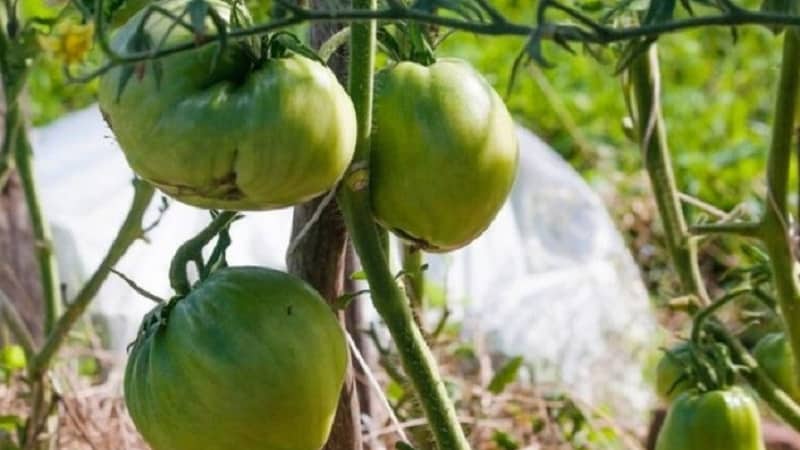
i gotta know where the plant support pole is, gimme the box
[336,0,470,447]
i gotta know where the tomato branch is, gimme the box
[29,179,155,378]
[0,287,36,357]
[167,210,238,297]
[759,28,800,389]
[628,47,710,306]
[68,1,800,83]
[336,0,470,446]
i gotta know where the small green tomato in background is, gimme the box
[753,332,800,401]
[125,267,348,450]
[98,0,356,210]
[655,343,693,402]
[370,59,519,252]
[655,387,765,450]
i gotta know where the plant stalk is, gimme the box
[628,47,709,304]
[336,0,470,447]
[29,179,154,377]
[760,28,800,388]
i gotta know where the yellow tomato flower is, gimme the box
[38,20,94,65]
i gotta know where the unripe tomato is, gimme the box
[753,332,800,400]
[125,267,348,450]
[656,388,765,450]
[370,59,519,252]
[98,0,356,210]
[655,343,692,402]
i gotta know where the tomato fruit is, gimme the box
[370,59,519,252]
[655,343,692,402]
[655,387,765,450]
[98,0,356,210]
[125,267,348,450]
[754,332,800,400]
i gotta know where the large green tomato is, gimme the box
[655,388,765,450]
[370,59,519,252]
[98,0,356,210]
[655,343,692,402]
[125,267,348,450]
[754,332,800,400]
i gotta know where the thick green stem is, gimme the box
[402,244,425,311]
[628,47,709,304]
[628,42,800,428]
[337,0,470,447]
[28,179,154,377]
[168,211,237,296]
[761,29,800,388]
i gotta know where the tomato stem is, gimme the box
[29,179,155,378]
[168,210,238,296]
[628,41,800,429]
[336,0,470,447]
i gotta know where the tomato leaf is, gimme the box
[488,356,523,394]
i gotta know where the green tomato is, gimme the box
[753,332,800,401]
[655,343,693,402]
[370,59,519,252]
[656,387,765,450]
[125,267,348,450]
[98,0,356,210]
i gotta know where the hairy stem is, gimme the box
[336,0,470,447]
[29,179,154,377]
[628,47,709,304]
[401,244,425,312]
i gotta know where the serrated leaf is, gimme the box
[488,356,523,394]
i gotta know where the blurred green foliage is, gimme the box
[440,0,782,213]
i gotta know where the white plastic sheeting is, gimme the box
[31,104,656,420]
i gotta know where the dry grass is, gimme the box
[1,334,644,450]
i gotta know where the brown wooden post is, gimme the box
[285,13,363,449]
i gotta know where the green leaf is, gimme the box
[491,430,520,450]
[642,0,676,25]
[349,270,367,281]
[488,356,524,394]
[1,346,26,371]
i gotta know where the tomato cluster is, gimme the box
[100,0,518,448]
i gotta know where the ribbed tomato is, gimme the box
[125,267,347,450]
[655,387,765,450]
[98,0,356,210]
[370,59,519,252]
